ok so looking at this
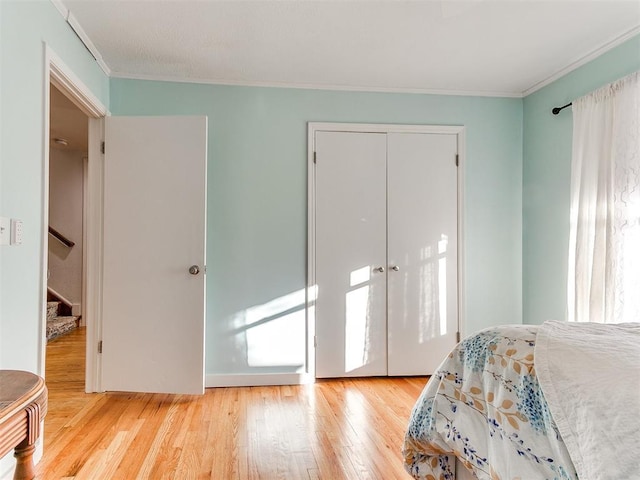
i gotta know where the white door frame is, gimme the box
[307,122,466,378]
[42,44,108,392]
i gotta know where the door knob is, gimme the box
[374,266,385,273]
[189,265,200,275]
[391,265,400,271]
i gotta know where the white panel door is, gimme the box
[102,116,207,394]
[387,133,458,375]
[314,131,388,378]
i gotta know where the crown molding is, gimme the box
[108,71,524,98]
[66,12,112,76]
[50,0,111,77]
[522,27,640,97]
[50,0,68,18]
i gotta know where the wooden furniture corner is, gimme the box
[0,370,48,480]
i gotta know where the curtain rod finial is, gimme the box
[552,102,573,115]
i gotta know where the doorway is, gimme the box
[42,47,108,394]
[47,83,87,341]
[42,48,206,396]
[45,82,89,416]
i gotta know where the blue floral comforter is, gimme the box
[403,325,577,480]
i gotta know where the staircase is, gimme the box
[46,301,80,342]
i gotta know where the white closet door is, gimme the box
[387,133,458,376]
[314,131,388,378]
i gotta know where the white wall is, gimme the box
[48,148,84,309]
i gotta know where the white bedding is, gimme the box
[404,325,577,479]
[534,321,640,480]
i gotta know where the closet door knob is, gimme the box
[391,265,400,271]
[374,266,385,273]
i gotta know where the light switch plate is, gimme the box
[0,217,10,246]
[11,219,23,245]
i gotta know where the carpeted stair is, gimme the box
[47,301,80,341]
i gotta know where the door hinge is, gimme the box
[313,151,317,164]
[455,154,459,167]
[98,340,103,354]
[456,332,461,343]
[101,141,105,154]
[314,335,317,347]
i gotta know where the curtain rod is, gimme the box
[552,102,572,115]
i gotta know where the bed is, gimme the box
[403,321,640,480]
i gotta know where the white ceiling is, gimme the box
[58,0,640,97]
[50,84,88,152]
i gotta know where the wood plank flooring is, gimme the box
[39,328,428,479]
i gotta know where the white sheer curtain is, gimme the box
[568,71,640,324]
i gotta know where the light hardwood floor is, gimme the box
[39,328,428,479]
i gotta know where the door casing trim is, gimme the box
[43,44,108,392]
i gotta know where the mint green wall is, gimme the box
[3,0,633,381]
[0,0,109,370]
[110,80,523,375]
[522,35,640,325]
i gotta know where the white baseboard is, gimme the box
[206,373,315,388]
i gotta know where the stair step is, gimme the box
[47,301,60,321]
[47,315,79,341]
